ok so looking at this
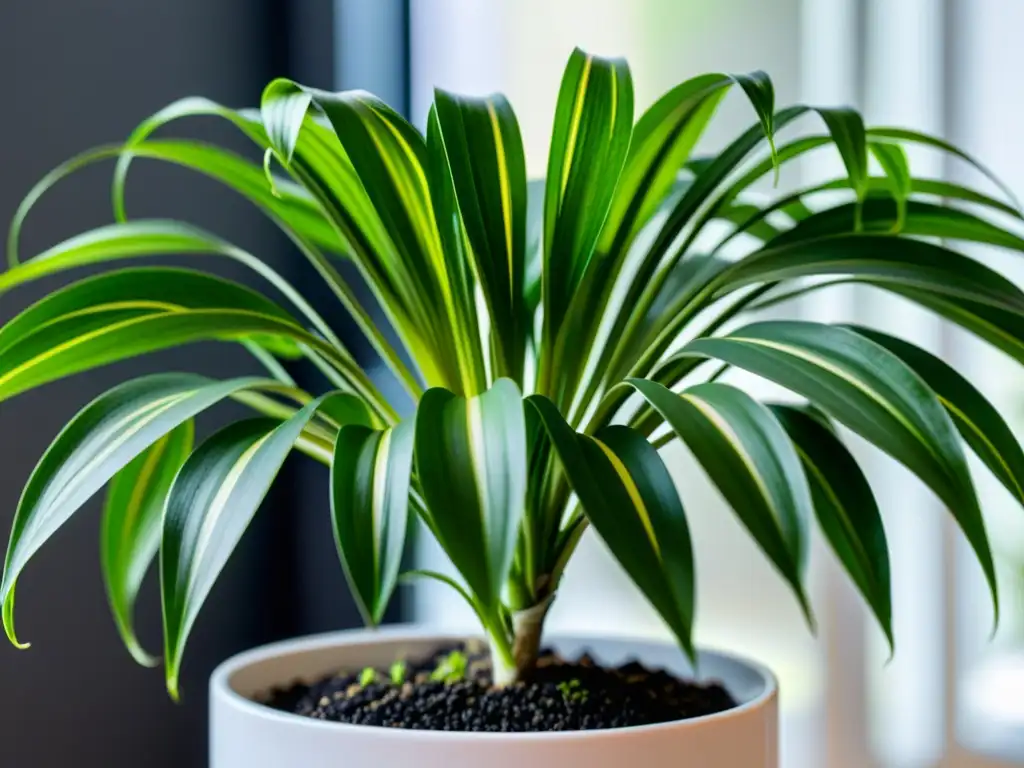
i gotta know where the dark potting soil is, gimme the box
[261,641,736,732]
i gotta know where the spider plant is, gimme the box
[3,48,1024,697]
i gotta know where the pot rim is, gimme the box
[210,625,778,741]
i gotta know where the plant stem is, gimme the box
[488,594,554,687]
[487,625,518,687]
[510,594,553,681]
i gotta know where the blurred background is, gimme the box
[2,0,1023,766]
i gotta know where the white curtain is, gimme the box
[407,2,1024,765]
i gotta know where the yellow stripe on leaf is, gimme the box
[117,433,172,565]
[487,99,515,291]
[559,55,593,203]
[729,335,943,466]
[593,436,659,555]
[48,394,190,513]
[184,433,272,606]
[370,428,392,578]
[681,393,782,526]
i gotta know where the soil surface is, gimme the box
[262,641,736,732]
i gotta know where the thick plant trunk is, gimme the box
[490,595,553,686]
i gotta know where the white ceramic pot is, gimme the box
[210,627,778,767]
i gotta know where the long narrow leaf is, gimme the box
[0,266,298,352]
[0,374,296,646]
[101,420,194,666]
[868,141,911,231]
[815,108,868,221]
[5,141,340,263]
[0,307,382,415]
[541,48,634,373]
[868,127,1021,211]
[770,404,892,648]
[422,103,486,393]
[626,379,814,624]
[850,326,1024,511]
[414,379,527,613]
[526,394,696,660]
[719,177,1024,254]
[0,221,343,351]
[681,321,998,617]
[731,71,779,174]
[599,73,731,258]
[262,79,467,391]
[720,234,1024,316]
[772,199,1024,253]
[603,105,812,393]
[431,89,528,383]
[102,97,422,394]
[331,419,415,625]
[161,392,371,698]
[891,287,1024,370]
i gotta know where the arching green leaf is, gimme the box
[100,97,420,395]
[850,326,1024,511]
[101,420,194,666]
[125,141,341,250]
[331,419,415,625]
[0,266,296,350]
[722,234,1024,316]
[604,103,869,396]
[161,392,371,698]
[625,379,814,625]
[770,404,892,649]
[730,71,778,176]
[0,374,298,647]
[0,306,379,412]
[526,394,695,661]
[891,287,1024,373]
[0,221,342,352]
[681,321,997,619]
[262,79,471,391]
[868,127,1020,212]
[298,89,442,293]
[772,199,1024,253]
[815,108,868,208]
[600,73,730,257]
[868,140,911,231]
[5,141,340,264]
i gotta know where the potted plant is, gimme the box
[2,46,1022,766]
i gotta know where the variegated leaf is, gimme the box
[101,420,194,666]
[331,419,415,625]
[682,321,998,618]
[0,373,292,647]
[414,379,527,614]
[161,392,372,698]
[430,89,528,384]
[627,379,815,624]
[541,48,633,349]
[850,325,1024,512]
[528,393,696,661]
[770,404,892,648]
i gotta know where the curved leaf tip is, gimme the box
[166,674,181,703]
[2,588,30,650]
[262,148,283,199]
[259,78,313,165]
[731,70,778,184]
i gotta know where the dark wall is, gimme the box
[0,1,352,766]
